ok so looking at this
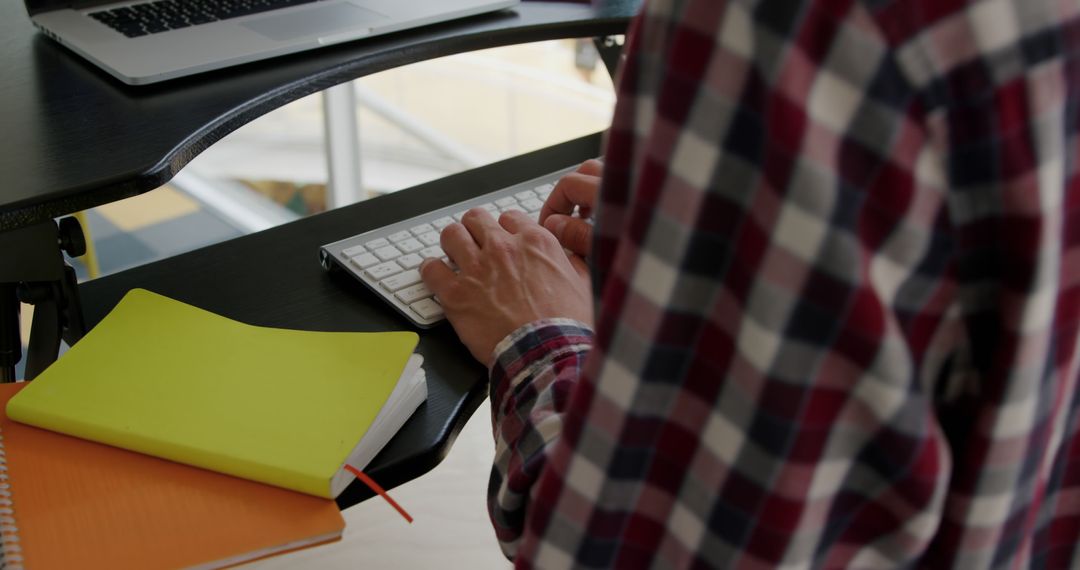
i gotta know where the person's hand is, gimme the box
[539,159,602,258]
[420,208,593,368]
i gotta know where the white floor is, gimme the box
[245,399,512,569]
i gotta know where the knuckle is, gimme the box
[458,258,484,275]
[522,228,555,248]
[487,236,516,257]
[569,224,592,248]
[567,222,586,240]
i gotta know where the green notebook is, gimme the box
[7,288,426,499]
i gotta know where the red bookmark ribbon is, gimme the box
[344,465,414,523]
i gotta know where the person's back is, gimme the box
[422,0,1080,566]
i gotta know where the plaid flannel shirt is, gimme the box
[487,0,1080,567]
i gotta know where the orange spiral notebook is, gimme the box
[0,383,345,569]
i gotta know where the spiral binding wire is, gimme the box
[0,435,23,570]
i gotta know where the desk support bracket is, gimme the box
[0,218,87,382]
[594,35,624,80]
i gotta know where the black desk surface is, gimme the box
[0,1,637,231]
[80,133,602,508]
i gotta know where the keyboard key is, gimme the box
[495,196,518,208]
[418,232,441,246]
[365,261,402,280]
[397,238,424,253]
[365,237,390,250]
[500,205,527,214]
[521,198,545,212]
[535,183,554,199]
[432,217,454,230]
[349,253,380,269]
[397,253,425,269]
[410,223,435,235]
[419,246,445,259]
[480,203,498,213]
[380,269,422,292]
[388,230,412,243]
[341,244,366,258]
[410,298,444,320]
[453,210,469,221]
[374,245,403,261]
[515,190,538,201]
[395,282,434,304]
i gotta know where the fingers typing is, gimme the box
[439,221,480,267]
[419,257,456,297]
[539,172,601,226]
[497,209,535,234]
[577,158,603,177]
[459,207,505,248]
[543,215,592,258]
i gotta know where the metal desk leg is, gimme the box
[323,82,364,209]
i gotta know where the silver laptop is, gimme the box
[26,0,519,85]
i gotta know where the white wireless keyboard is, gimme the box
[320,165,576,328]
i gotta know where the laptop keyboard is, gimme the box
[90,0,324,38]
[319,166,575,328]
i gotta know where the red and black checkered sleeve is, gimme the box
[486,0,1080,567]
[487,319,594,558]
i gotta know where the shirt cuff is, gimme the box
[489,319,595,392]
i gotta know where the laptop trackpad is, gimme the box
[242,3,387,42]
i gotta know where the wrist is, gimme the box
[489,319,594,397]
